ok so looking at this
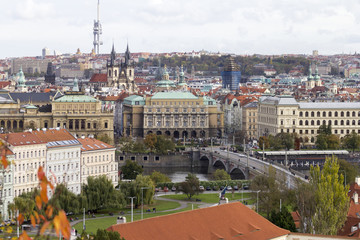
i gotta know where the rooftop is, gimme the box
[107,202,289,240]
[151,92,198,100]
[77,137,115,152]
[53,94,98,103]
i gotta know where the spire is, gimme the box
[314,63,320,80]
[308,64,314,81]
[125,42,131,66]
[110,43,116,66]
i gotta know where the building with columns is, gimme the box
[123,92,224,139]
[0,89,114,144]
[258,95,360,145]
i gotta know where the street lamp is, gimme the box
[256,190,261,213]
[128,197,136,222]
[141,187,150,220]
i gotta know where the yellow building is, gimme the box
[0,91,114,144]
[123,92,224,139]
[242,102,258,140]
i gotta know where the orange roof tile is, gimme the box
[107,202,289,240]
[89,73,107,83]
[0,132,45,146]
[32,129,77,143]
[77,137,114,152]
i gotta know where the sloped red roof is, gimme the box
[291,211,300,229]
[89,73,107,83]
[77,137,114,151]
[107,202,289,240]
[0,81,11,89]
[0,132,45,146]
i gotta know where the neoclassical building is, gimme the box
[0,89,114,144]
[258,96,360,144]
[122,92,224,139]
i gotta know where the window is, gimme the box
[143,156,148,161]
[305,112,309,117]
[347,111,350,117]
[105,122,108,128]
[300,112,303,117]
[311,112,314,117]
[299,120,303,125]
[329,112,332,117]
[281,120,283,125]
[322,112,326,117]
[341,112,344,117]
[317,120,320,125]
[317,112,320,117]
[311,120,314,125]
[293,110,295,115]
[335,112,338,117]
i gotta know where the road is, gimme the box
[204,147,308,189]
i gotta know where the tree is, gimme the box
[132,141,147,153]
[119,175,155,207]
[295,181,316,233]
[78,229,125,240]
[311,156,349,235]
[339,159,360,185]
[315,134,328,150]
[269,207,297,232]
[179,173,201,199]
[50,184,80,214]
[259,136,270,149]
[121,159,143,180]
[251,166,286,218]
[82,176,125,211]
[96,134,112,144]
[150,171,171,185]
[212,169,231,181]
[155,135,175,154]
[316,125,339,150]
[119,137,134,153]
[144,133,157,152]
[342,132,360,152]
[319,124,332,135]
[269,133,294,151]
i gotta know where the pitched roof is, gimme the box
[107,202,289,240]
[77,137,114,152]
[89,73,107,83]
[9,92,61,104]
[0,132,45,146]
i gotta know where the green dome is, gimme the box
[156,80,176,88]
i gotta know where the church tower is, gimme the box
[106,44,120,87]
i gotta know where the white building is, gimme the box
[0,148,14,220]
[33,129,82,195]
[78,137,117,186]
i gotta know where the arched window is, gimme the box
[347,120,350,125]
[311,112,314,117]
[108,69,112,77]
[323,120,326,125]
[114,70,117,77]
[305,112,309,117]
[317,120,320,125]
[317,111,320,117]
[335,112,338,117]
[329,112,332,117]
[353,120,356,125]
[328,120,332,125]
[341,111,344,117]
[322,112,326,117]
[341,120,344,125]
[311,120,314,125]
[347,111,350,117]
[299,120,303,125]
[353,111,356,117]
[335,120,338,125]
[300,112,303,117]
[305,120,309,126]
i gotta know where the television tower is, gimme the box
[93,0,103,55]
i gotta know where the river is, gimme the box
[168,172,211,183]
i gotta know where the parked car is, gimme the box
[171,186,176,192]
[243,185,249,190]
[233,185,239,191]
[163,187,169,192]
[199,186,205,191]
[212,186,219,191]
[206,186,211,191]
[227,186,232,191]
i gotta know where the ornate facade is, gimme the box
[258,96,360,145]
[0,91,114,144]
[123,92,224,139]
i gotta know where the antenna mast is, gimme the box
[93,0,103,55]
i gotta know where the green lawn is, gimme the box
[73,203,200,234]
[159,192,252,203]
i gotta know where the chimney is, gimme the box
[356,177,360,186]
[355,192,359,204]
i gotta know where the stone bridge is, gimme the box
[192,150,250,180]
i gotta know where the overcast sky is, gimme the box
[2,0,360,58]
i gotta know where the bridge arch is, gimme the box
[213,159,226,171]
[199,155,210,174]
[229,167,246,180]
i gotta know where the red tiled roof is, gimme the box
[89,73,107,83]
[77,137,114,152]
[0,81,11,89]
[291,211,301,229]
[107,202,289,240]
[32,129,76,143]
[0,132,45,146]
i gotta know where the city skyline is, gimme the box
[2,0,360,58]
